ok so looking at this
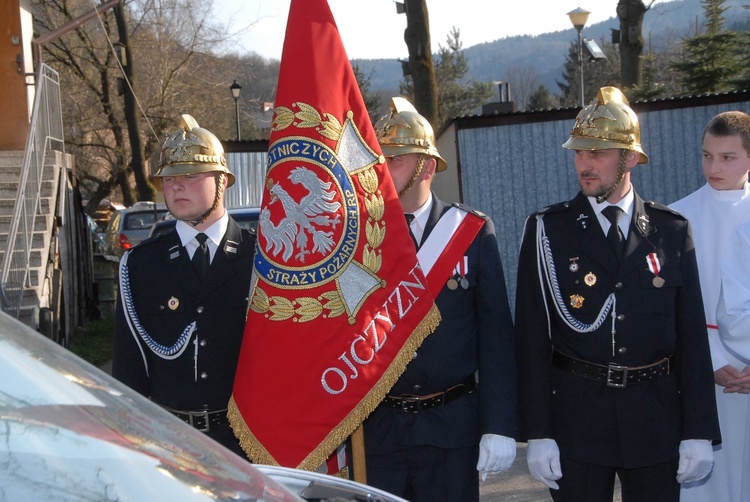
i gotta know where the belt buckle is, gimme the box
[606,364,628,388]
[400,396,421,413]
[188,410,210,432]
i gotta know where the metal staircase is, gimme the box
[0,64,73,340]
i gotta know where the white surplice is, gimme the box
[671,182,750,502]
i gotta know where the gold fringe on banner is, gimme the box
[228,304,441,470]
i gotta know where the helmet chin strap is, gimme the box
[595,150,628,204]
[184,173,226,227]
[398,154,425,198]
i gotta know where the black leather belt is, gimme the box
[159,404,228,432]
[382,377,476,413]
[552,350,673,388]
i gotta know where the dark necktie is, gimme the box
[192,233,210,281]
[405,213,419,250]
[602,206,625,262]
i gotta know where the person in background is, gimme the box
[670,111,750,502]
[515,86,721,502]
[362,97,517,501]
[113,114,255,457]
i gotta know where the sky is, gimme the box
[213,0,625,61]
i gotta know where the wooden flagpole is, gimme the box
[351,425,367,484]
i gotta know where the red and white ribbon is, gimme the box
[646,252,661,276]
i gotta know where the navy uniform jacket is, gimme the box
[515,191,720,468]
[113,218,255,449]
[364,194,517,454]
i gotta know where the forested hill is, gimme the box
[355,0,748,100]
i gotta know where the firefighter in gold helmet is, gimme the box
[562,86,649,203]
[113,114,256,459]
[152,114,235,226]
[363,97,518,501]
[516,87,720,500]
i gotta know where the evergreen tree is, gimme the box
[400,28,493,128]
[670,0,739,94]
[352,64,382,124]
[627,40,666,101]
[527,85,558,111]
[732,19,750,89]
[557,39,621,107]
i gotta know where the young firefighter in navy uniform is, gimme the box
[515,87,721,501]
[113,115,255,457]
[362,97,517,501]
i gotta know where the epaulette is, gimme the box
[644,200,687,219]
[451,202,489,221]
[534,200,571,216]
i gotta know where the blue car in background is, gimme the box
[149,206,260,238]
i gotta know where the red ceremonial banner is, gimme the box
[228,0,440,470]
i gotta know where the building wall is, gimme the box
[449,93,750,311]
[222,140,269,208]
[0,0,32,150]
[433,121,461,203]
[225,151,267,208]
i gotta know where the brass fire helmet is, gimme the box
[151,114,235,189]
[562,86,649,164]
[375,97,448,172]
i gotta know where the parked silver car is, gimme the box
[0,311,405,501]
[102,201,168,258]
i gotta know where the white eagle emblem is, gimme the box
[260,166,342,262]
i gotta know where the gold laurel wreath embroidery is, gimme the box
[253,103,385,323]
[272,102,343,141]
[250,287,346,322]
[359,167,384,273]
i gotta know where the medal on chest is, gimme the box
[167,296,180,310]
[646,252,664,287]
[447,256,469,290]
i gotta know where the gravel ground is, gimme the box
[480,444,622,501]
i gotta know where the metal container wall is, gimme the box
[454,94,750,311]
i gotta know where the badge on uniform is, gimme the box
[447,256,469,290]
[584,272,597,286]
[570,294,584,308]
[637,213,651,234]
[646,252,664,287]
[167,296,180,310]
[576,213,589,230]
[569,257,580,273]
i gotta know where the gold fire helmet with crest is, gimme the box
[562,86,649,164]
[375,97,448,172]
[152,114,235,188]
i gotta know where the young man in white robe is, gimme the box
[670,111,750,502]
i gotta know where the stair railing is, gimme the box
[0,63,64,318]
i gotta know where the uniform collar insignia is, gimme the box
[636,213,650,233]
[168,244,181,260]
[576,213,589,231]
[225,239,239,254]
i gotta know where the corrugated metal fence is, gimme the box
[454,91,750,311]
[224,151,267,208]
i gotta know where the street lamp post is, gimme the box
[230,80,242,141]
[567,7,591,107]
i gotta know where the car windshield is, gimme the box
[0,312,301,501]
[125,210,167,230]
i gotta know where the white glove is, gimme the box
[676,439,714,483]
[527,438,562,490]
[477,434,516,480]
